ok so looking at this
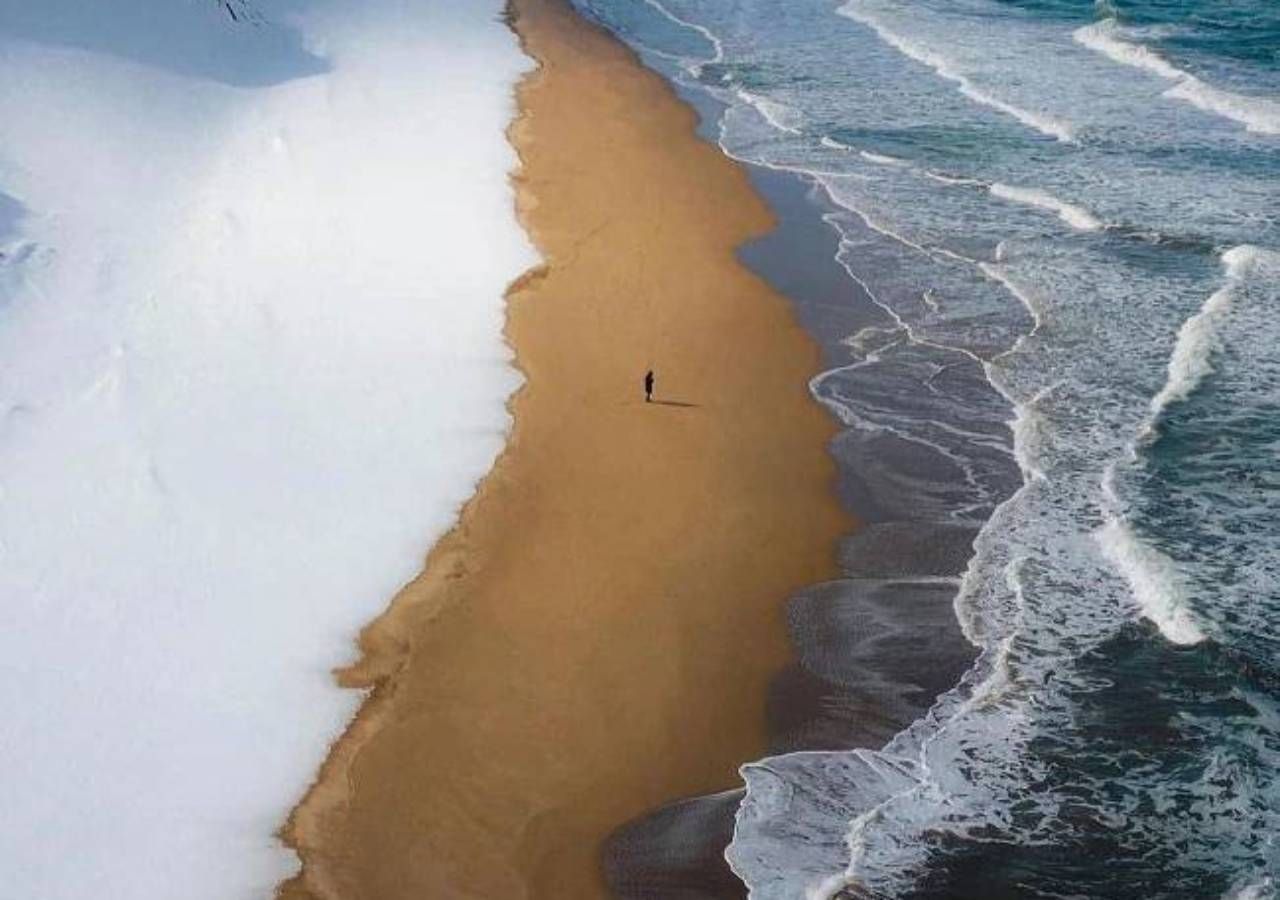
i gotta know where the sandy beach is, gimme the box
[280,0,850,896]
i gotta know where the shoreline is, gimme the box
[600,36,1016,892]
[278,0,852,896]
[600,164,982,898]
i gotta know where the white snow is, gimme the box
[0,1,537,897]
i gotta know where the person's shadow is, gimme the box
[651,400,700,408]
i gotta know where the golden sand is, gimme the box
[279,0,851,895]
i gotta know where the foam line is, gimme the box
[1096,517,1207,645]
[736,88,803,134]
[639,0,724,64]
[840,1,1076,143]
[1075,20,1280,136]
[1145,245,1277,429]
[989,182,1104,231]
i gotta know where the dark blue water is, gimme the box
[574,0,1280,896]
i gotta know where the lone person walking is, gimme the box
[644,369,655,403]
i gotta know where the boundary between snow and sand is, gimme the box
[278,0,851,895]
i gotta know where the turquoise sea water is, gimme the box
[575,1,1280,896]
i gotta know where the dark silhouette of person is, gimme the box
[644,369,655,403]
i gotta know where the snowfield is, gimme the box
[0,1,535,896]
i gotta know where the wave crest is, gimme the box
[1095,515,1207,646]
[1074,20,1280,136]
[1146,245,1279,427]
[989,182,1104,231]
[840,0,1076,143]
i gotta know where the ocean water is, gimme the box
[574,0,1280,896]
[0,2,535,897]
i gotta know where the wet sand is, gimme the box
[601,166,982,900]
[278,0,851,896]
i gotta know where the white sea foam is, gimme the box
[1093,260,1274,649]
[1074,19,1184,79]
[1006,391,1050,483]
[1164,80,1280,136]
[1096,518,1207,645]
[989,182,1104,231]
[1090,248,1280,648]
[0,1,537,898]
[640,0,724,66]
[1146,245,1276,428]
[859,150,907,166]
[980,261,1046,340]
[1225,876,1277,900]
[924,170,982,186]
[1145,277,1232,422]
[821,137,914,171]
[736,88,804,134]
[1074,20,1280,136]
[840,1,1076,143]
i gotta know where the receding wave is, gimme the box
[1074,20,1280,136]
